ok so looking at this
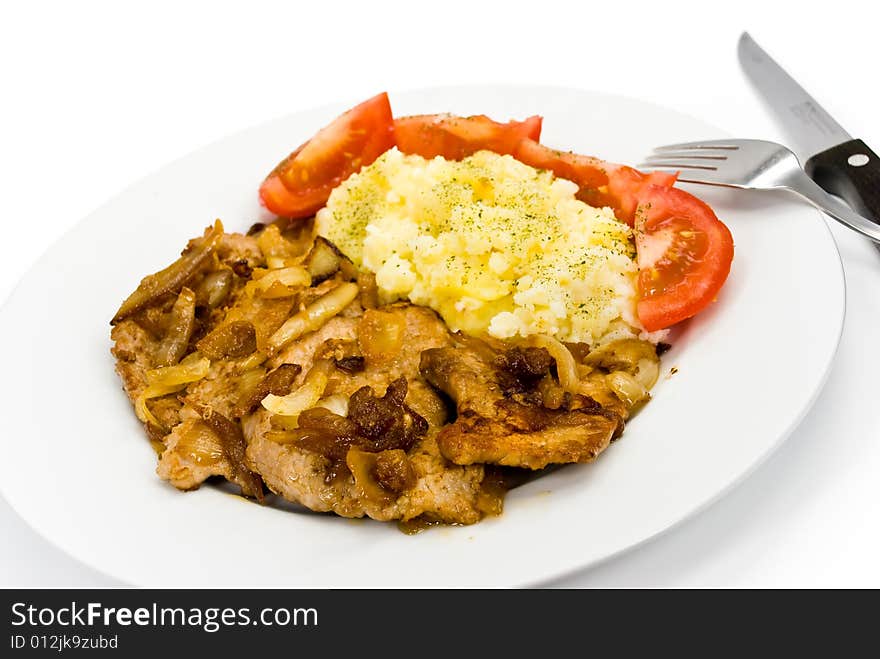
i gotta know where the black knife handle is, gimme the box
[804,138,880,222]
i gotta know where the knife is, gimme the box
[738,32,880,226]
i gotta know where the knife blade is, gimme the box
[738,32,880,224]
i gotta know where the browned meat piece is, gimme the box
[419,342,501,418]
[245,305,495,524]
[434,400,620,470]
[420,339,624,470]
[346,377,428,452]
[157,414,228,490]
[494,346,554,394]
[111,318,161,403]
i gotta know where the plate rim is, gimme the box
[0,84,847,587]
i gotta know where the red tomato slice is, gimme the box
[394,114,542,160]
[259,92,395,219]
[606,166,678,225]
[259,172,323,219]
[513,138,611,189]
[634,185,734,331]
[513,140,677,224]
[579,172,677,225]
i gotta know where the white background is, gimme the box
[2,0,879,587]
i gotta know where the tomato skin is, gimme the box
[513,138,610,188]
[513,140,677,224]
[260,92,395,219]
[259,173,328,219]
[394,114,542,160]
[634,185,734,331]
[607,166,678,225]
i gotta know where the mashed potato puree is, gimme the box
[316,148,642,345]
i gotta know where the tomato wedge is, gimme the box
[259,92,395,219]
[394,114,542,160]
[513,138,611,189]
[514,139,677,224]
[633,185,734,331]
[606,166,678,224]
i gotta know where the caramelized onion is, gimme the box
[145,353,210,388]
[244,266,311,298]
[231,296,295,353]
[529,334,580,394]
[236,363,301,417]
[270,379,426,476]
[191,403,264,501]
[357,271,379,309]
[135,354,210,430]
[154,287,196,367]
[605,371,649,407]
[346,378,427,452]
[347,448,415,505]
[194,269,233,309]
[196,321,257,360]
[174,420,225,466]
[373,449,416,493]
[358,308,405,363]
[135,385,182,429]
[634,358,660,391]
[333,355,365,374]
[112,220,223,324]
[585,339,661,392]
[256,224,303,268]
[235,367,269,411]
[268,282,359,352]
[495,346,553,394]
[236,351,268,373]
[261,359,332,423]
[347,448,397,505]
[314,394,350,417]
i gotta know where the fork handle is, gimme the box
[804,139,880,225]
[785,168,880,244]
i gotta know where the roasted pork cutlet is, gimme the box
[111,222,499,524]
[111,221,658,527]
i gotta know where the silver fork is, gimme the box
[640,138,880,244]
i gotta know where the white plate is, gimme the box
[0,86,844,587]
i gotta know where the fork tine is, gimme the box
[637,165,729,186]
[649,148,738,160]
[652,139,742,151]
[643,153,728,162]
[674,170,735,185]
[637,160,719,171]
